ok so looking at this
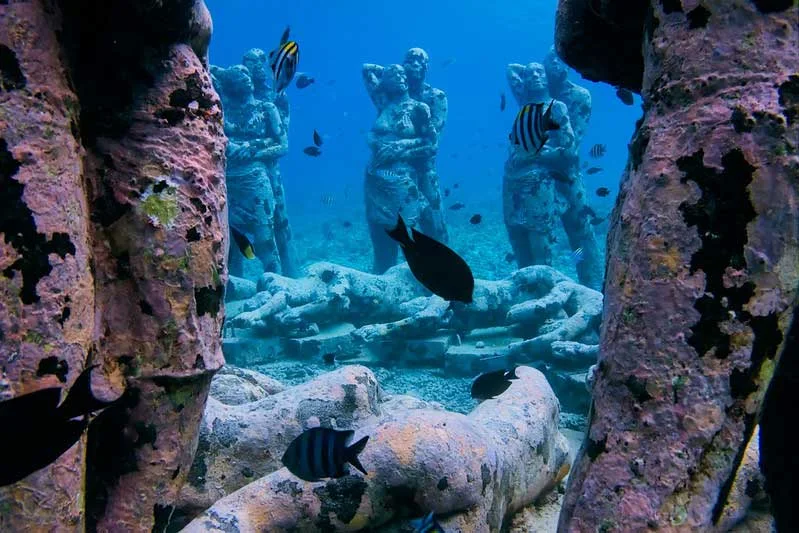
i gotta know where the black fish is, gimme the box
[313,129,323,147]
[281,427,368,482]
[231,226,256,259]
[304,146,322,157]
[500,92,506,112]
[586,167,603,175]
[504,252,515,263]
[595,187,610,197]
[448,202,465,211]
[444,188,450,198]
[509,100,559,154]
[453,183,459,189]
[589,144,606,158]
[469,214,482,225]
[295,73,315,89]
[590,215,607,225]
[269,40,299,94]
[616,87,634,106]
[341,220,352,228]
[279,25,290,46]
[471,367,518,400]
[0,365,117,487]
[386,214,474,303]
[322,352,336,365]
[411,511,445,533]
[549,171,574,185]
[440,57,456,68]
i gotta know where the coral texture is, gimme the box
[0,1,226,531]
[556,1,799,531]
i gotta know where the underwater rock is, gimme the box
[175,365,382,522]
[226,275,257,301]
[182,366,569,532]
[556,1,799,531]
[209,365,285,405]
[1,0,226,530]
[554,0,647,91]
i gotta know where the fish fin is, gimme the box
[544,99,560,130]
[56,365,115,420]
[0,387,61,426]
[243,245,256,260]
[385,214,412,247]
[533,135,548,155]
[505,367,519,380]
[346,435,369,475]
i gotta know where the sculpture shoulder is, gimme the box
[568,83,591,106]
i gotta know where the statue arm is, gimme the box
[430,89,447,132]
[362,63,385,109]
[506,64,527,105]
[252,104,288,159]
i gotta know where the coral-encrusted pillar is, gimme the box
[557,0,798,531]
[1,1,226,531]
[0,2,94,530]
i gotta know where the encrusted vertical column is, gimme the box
[558,0,798,530]
[0,1,94,530]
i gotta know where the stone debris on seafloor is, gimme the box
[178,365,572,532]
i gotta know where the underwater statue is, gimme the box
[361,64,438,273]
[362,48,449,273]
[211,50,297,278]
[543,46,602,291]
[502,62,576,272]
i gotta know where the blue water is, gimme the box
[206,0,643,276]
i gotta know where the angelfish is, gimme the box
[386,214,474,303]
[281,427,368,482]
[509,100,559,154]
[269,39,299,94]
[0,365,119,487]
[231,226,256,259]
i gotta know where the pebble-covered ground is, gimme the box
[250,359,587,431]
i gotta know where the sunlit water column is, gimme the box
[555,0,799,531]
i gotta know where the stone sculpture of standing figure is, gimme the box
[211,50,297,278]
[543,46,602,290]
[362,48,449,272]
[362,64,437,273]
[502,62,575,271]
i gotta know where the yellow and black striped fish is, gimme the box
[281,427,369,482]
[509,100,559,154]
[230,226,255,259]
[269,40,299,94]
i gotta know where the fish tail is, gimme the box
[385,214,412,247]
[346,435,369,475]
[56,365,111,420]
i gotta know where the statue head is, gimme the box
[543,45,568,87]
[380,64,408,99]
[224,65,255,100]
[525,62,548,98]
[242,48,269,94]
[403,47,429,86]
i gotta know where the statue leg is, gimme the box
[418,168,449,242]
[506,225,535,267]
[270,168,298,278]
[557,176,603,290]
[252,170,282,274]
[369,221,399,274]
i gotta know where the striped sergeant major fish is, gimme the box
[410,511,445,533]
[509,100,559,154]
[281,427,369,482]
[269,40,299,94]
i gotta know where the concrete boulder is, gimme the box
[182,366,569,532]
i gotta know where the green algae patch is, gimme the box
[141,186,179,226]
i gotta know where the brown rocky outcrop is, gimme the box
[0,1,226,531]
[555,1,798,531]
